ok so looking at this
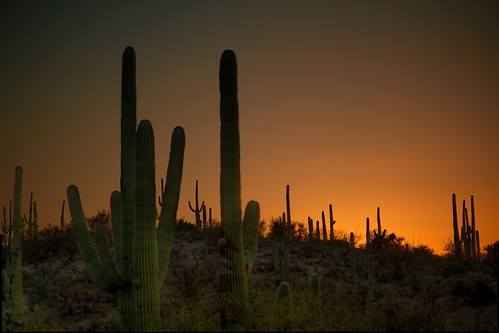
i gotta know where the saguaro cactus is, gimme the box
[452,193,462,257]
[189,180,205,234]
[218,49,260,330]
[321,211,327,241]
[67,47,185,331]
[310,271,321,311]
[329,203,336,241]
[7,166,24,323]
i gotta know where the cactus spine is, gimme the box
[218,49,260,330]
[67,46,185,331]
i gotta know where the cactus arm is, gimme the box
[94,224,125,290]
[157,126,185,284]
[67,185,111,291]
[110,191,122,276]
[243,200,260,272]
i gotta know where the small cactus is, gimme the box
[277,281,291,301]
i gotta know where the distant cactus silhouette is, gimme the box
[189,179,205,234]
[329,203,336,240]
[308,216,314,241]
[365,216,371,246]
[218,49,260,330]
[321,210,327,241]
[452,193,480,261]
[67,46,185,331]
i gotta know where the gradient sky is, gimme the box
[1,0,498,254]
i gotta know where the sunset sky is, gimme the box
[1,1,498,254]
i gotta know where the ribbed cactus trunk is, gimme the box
[10,166,24,321]
[133,120,160,330]
[68,46,185,332]
[219,49,248,330]
[118,45,137,331]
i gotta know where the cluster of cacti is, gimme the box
[307,203,335,242]
[217,49,260,330]
[3,166,25,325]
[189,179,205,234]
[452,193,481,261]
[67,46,185,331]
[307,216,314,241]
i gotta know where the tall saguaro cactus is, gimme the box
[218,49,260,330]
[7,166,24,323]
[67,46,185,331]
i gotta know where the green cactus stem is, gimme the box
[243,200,260,272]
[277,281,291,301]
[311,271,321,310]
[218,49,260,330]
